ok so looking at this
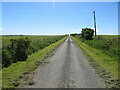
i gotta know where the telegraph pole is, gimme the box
[93,11,97,37]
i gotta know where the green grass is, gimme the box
[2,35,64,51]
[2,35,65,51]
[2,35,65,67]
[76,35,119,59]
[2,36,67,88]
[72,36,118,79]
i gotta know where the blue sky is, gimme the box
[2,2,118,35]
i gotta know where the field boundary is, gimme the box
[71,36,118,88]
[2,36,67,88]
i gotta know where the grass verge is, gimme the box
[71,36,118,88]
[2,36,67,88]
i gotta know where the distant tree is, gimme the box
[65,34,69,36]
[81,28,94,40]
[70,33,77,36]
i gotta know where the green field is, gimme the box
[2,35,67,88]
[75,35,119,60]
[2,35,65,67]
[2,35,64,47]
[72,35,119,88]
[2,35,65,53]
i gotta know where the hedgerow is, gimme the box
[2,35,65,67]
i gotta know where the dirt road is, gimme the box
[25,36,105,88]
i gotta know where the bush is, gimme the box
[2,35,65,68]
[14,37,31,61]
[2,50,11,67]
[2,36,31,67]
[81,28,94,40]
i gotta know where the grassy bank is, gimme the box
[2,35,65,67]
[2,36,67,88]
[75,35,119,59]
[71,36,118,88]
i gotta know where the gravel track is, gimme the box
[24,36,105,88]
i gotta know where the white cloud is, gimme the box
[80,28,82,32]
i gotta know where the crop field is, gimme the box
[75,35,119,60]
[2,35,65,67]
[2,35,65,49]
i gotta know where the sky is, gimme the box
[1,2,118,35]
[2,0,119,2]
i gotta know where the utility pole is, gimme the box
[93,11,97,37]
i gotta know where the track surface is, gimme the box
[25,36,105,88]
